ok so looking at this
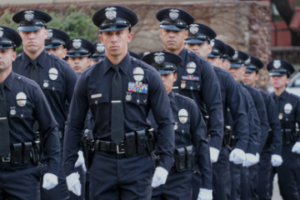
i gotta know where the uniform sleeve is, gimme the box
[190,101,212,190]
[200,61,224,149]
[226,77,248,151]
[64,63,78,103]
[148,71,175,172]
[266,96,282,155]
[33,85,60,175]
[63,74,90,176]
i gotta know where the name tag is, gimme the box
[91,93,102,99]
[182,75,199,81]
[128,82,148,94]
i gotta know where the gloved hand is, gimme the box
[66,172,81,196]
[42,173,58,190]
[271,154,283,167]
[242,153,257,167]
[229,148,245,164]
[197,188,213,200]
[209,147,220,163]
[74,150,87,172]
[151,167,168,188]
[292,142,300,154]
[255,153,260,164]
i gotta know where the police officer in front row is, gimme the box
[0,26,60,199]
[63,6,175,199]
[267,60,300,200]
[143,51,212,200]
[11,9,78,200]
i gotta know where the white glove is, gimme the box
[209,147,220,163]
[42,173,58,190]
[66,172,81,196]
[229,148,245,164]
[292,142,300,154]
[242,153,257,167]
[74,150,87,172]
[197,188,213,200]
[151,167,169,188]
[271,154,283,167]
[255,153,260,164]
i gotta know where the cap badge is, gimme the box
[24,10,34,22]
[189,24,199,34]
[245,57,251,65]
[0,28,3,38]
[154,52,165,64]
[73,39,82,49]
[232,51,238,60]
[96,43,105,53]
[273,60,281,69]
[169,9,179,20]
[46,29,53,40]
[210,39,215,47]
[178,109,188,124]
[105,7,117,20]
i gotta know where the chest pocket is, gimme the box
[179,80,201,91]
[9,101,34,120]
[124,92,149,124]
[42,81,63,94]
[88,94,110,126]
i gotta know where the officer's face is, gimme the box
[0,48,16,72]
[207,57,221,67]
[161,72,177,95]
[99,29,133,58]
[19,28,48,54]
[46,46,67,59]
[185,42,212,58]
[67,56,91,74]
[243,71,258,86]
[229,66,246,82]
[160,29,188,53]
[221,60,231,71]
[270,75,290,89]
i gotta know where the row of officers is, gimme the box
[0,5,299,200]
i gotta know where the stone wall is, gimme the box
[0,1,272,64]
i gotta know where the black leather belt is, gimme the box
[94,140,125,154]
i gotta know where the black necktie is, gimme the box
[111,65,124,145]
[0,83,10,157]
[30,60,39,83]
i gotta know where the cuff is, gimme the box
[246,144,257,155]
[235,140,248,152]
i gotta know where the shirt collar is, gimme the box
[168,91,176,104]
[103,53,131,75]
[3,70,15,91]
[271,90,288,100]
[22,50,47,69]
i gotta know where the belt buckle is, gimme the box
[116,141,125,154]
[2,154,10,162]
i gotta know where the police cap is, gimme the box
[0,26,22,49]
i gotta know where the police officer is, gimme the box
[90,42,105,65]
[267,60,300,200]
[143,51,213,200]
[185,27,249,200]
[11,9,78,200]
[156,9,223,200]
[0,26,60,199]
[63,6,175,199]
[228,50,261,200]
[243,56,283,200]
[220,44,235,71]
[45,28,70,59]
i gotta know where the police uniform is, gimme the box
[267,60,300,200]
[63,6,175,200]
[205,39,249,200]
[12,10,78,200]
[90,43,105,62]
[143,51,212,200]
[0,26,60,200]
[156,10,224,200]
[45,28,70,51]
[245,56,283,200]
[229,50,261,200]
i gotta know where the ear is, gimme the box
[208,43,213,54]
[43,28,48,40]
[87,57,91,67]
[184,30,189,38]
[99,34,104,44]
[255,73,260,81]
[128,32,134,43]
[11,50,17,62]
[159,29,163,40]
[286,77,290,84]
[174,73,178,82]
[63,48,67,58]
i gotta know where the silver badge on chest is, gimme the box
[133,67,144,82]
[105,7,117,20]
[73,39,81,49]
[189,24,199,35]
[43,80,49,88]
[126,92,132,101]
[154,52,165,64]
[178,109,188,124]
[16,92,27,107]
[186,62,196,74]
[10,107,16,115]
[24,10,34,21]
[169,9,179,20]
[284,103,292,114]
[49,68,59,80]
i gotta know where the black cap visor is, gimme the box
[0,38,16,49]
[230,63,244,69]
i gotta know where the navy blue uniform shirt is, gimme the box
[171,48,224,150]
[12,50,78,130]
[2,71,60,174]
[63,53,175,176]
[271,90,300,141]
[148,91,212,189]
[213,66,248,151]
[260,90,282,155]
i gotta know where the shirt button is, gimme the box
[21,114,24,118]
[18,76,21,79]
[95,101,98,105]
[137,100,140,104]
[52,87,55,90]
[190,86,193,89]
